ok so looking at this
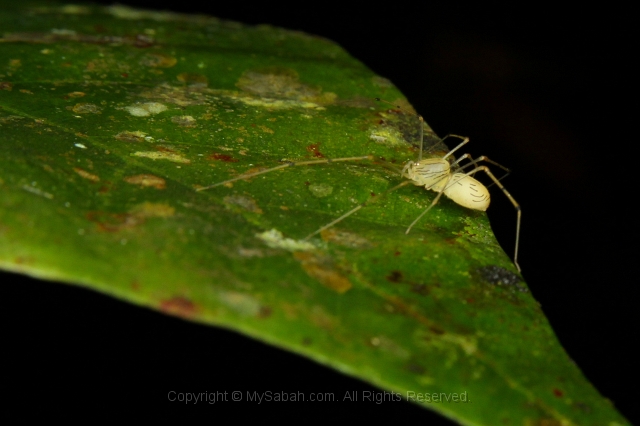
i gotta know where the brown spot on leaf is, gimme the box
[258,306,272,318]
[406,363,426,375]
[155,145,177,153]
[123,174,166,189]
[293,252,352,293]
[160,297,197,319]
[115,131,147,143]
[429,325,445,335]
[86,211,142,232]
[73,168,100,182]
[14,256,34,265]
[306,143,325,158]
[86,202,174,232]
[208,153,238,162]
[386,270,403,283]
[308,305,337,330]
[528,420,563,426]
[411,284,429,296]
[0,82,13,91]
[553,388,564,397]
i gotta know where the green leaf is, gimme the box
[0,2,628,425]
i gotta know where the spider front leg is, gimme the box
[196,155,373,191]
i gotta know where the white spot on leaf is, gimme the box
[256,229,315,252]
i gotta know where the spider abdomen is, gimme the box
[443,173,490,211]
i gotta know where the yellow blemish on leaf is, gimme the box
[137,83,206,107]
[371,76,393,88]
[320,228,373,249]
[87,202,174,232]
[9,59,21,68]
[218,291,261,317]
[293,251,352,294]
[177,72,208,86]
[370,335,411,360]
[71,103,102,114]
[224,195,263,214]
[171,115,197,127]
[0,116,23,124]
[67,91,85,98]
[132,202,175,218]
[236,96,325,110]
[259,125,274,134]
[308,183,332,198]
[140,53,177,68]
[368,126,406,147]
[236,67,337,105]
[125,102,168,117]
[73,167,100,182]
[124,174,166,189]
[131,151,190,163]
[60,5,91,14]
[106,5,193,22]
[308,305,338,330]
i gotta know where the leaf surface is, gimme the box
[0,3,628,425]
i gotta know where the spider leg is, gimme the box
[442,165,521,272]
[441,134,470,160]
[452,154,511,186]
[196,155,373,191]
[304,180,413,240]
[404,174,453,235]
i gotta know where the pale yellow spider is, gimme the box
[198,99,521,271]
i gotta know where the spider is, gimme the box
[197,98,521,271]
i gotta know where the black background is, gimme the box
[2,2,635,423]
